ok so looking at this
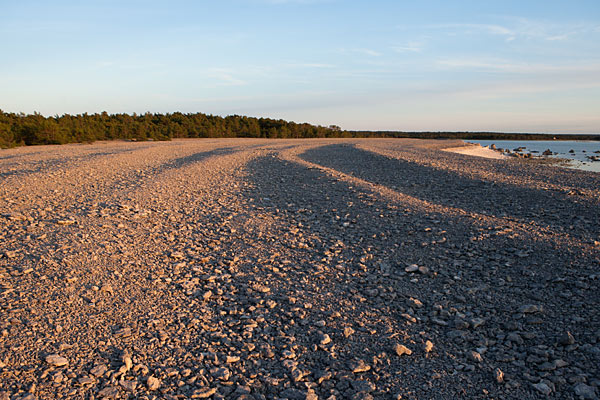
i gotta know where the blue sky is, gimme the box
[2,0,599,132]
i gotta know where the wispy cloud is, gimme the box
[429,23,516,41]
[437,58,600,74]
[429,19,600,42]
[286,63,336,69]
[340,48,382,57]
[206,68,247,86]
[391,42,423,53]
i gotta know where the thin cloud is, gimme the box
[341,48,382,57]
[391,42,423,53]
[428,19,600,42]
[206,68,247,86]
[286,63,336,69]
[437,59,600,74]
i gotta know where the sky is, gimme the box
[1,0,600,133]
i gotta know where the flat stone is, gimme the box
[350,360,371,373]
[191,387,218,398]
[533,382,552,395]
[45,354,68,367]
[519,304,542,314]
[98,386,119,398]
[573,383,597,399]
[90,364,108,377]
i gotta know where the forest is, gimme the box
[1,110,598,148]
[0,110,350,148]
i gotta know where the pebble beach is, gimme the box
[1,138,599,400]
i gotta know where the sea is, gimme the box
[469,140,600,173]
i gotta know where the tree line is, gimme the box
[1,110,598,148]
[0,110,352,148]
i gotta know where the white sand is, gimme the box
[443,144,508,160]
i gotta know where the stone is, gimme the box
[90,364,108,377]
[45,354,68,367]
[211,367,231,381]
[408,297,423,308]
[147,376,161,391]
[494,368,504,383]
[98,386,119,398]
[559,331,575,346]
[519,304,542,314]
[573,383,597,399]
[468,351,483,363]
[192,387,218,398]
[350,360,371,373]
[344,327,355,337]
[470,318,485,329]
[114,327,132,338]
[119,380,137,392]
[319,333,332,345]
[394,344,412,356]
[78,376,95,385]
[405,264,419,273]
[533,382,552,395]
[225,355,240,363]
[424,340,434,353]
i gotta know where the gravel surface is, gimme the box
[0,138,599,400]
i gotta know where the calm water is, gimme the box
[470,140,600,172]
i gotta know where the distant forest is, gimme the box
[1,110,598,148]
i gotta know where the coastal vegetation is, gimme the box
[1,110,598,148]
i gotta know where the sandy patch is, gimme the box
[442,144,508,159]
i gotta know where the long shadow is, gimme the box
[299,144,600,242]
[154,147,239,174]
[235,152,599,399]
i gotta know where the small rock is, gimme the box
[424,340,434,353]
[470,318,485,329]
[519,304,542,314]
[98,386,119,398]
[408,297,423,308]
[211,367,231,381]
[119,380,136,392]
[573,383,597,399]
[100,285,114,294]
[78,376,95,385]
[319,333,332,345]
[468,351,483,363]
[343,327,355,338]
[114,327,131,338]
[494,368,504,383]
[350,360,371,373]
[418,266,429,274]
[394,344,412,356]
[533,382,552,395]
[45,354,68,367]
[90,364,108,377]
[225,355,240,363]
[405,264,419,273]
[191,387,218,398]
[559,331,575,346]
[147,376,161,391]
